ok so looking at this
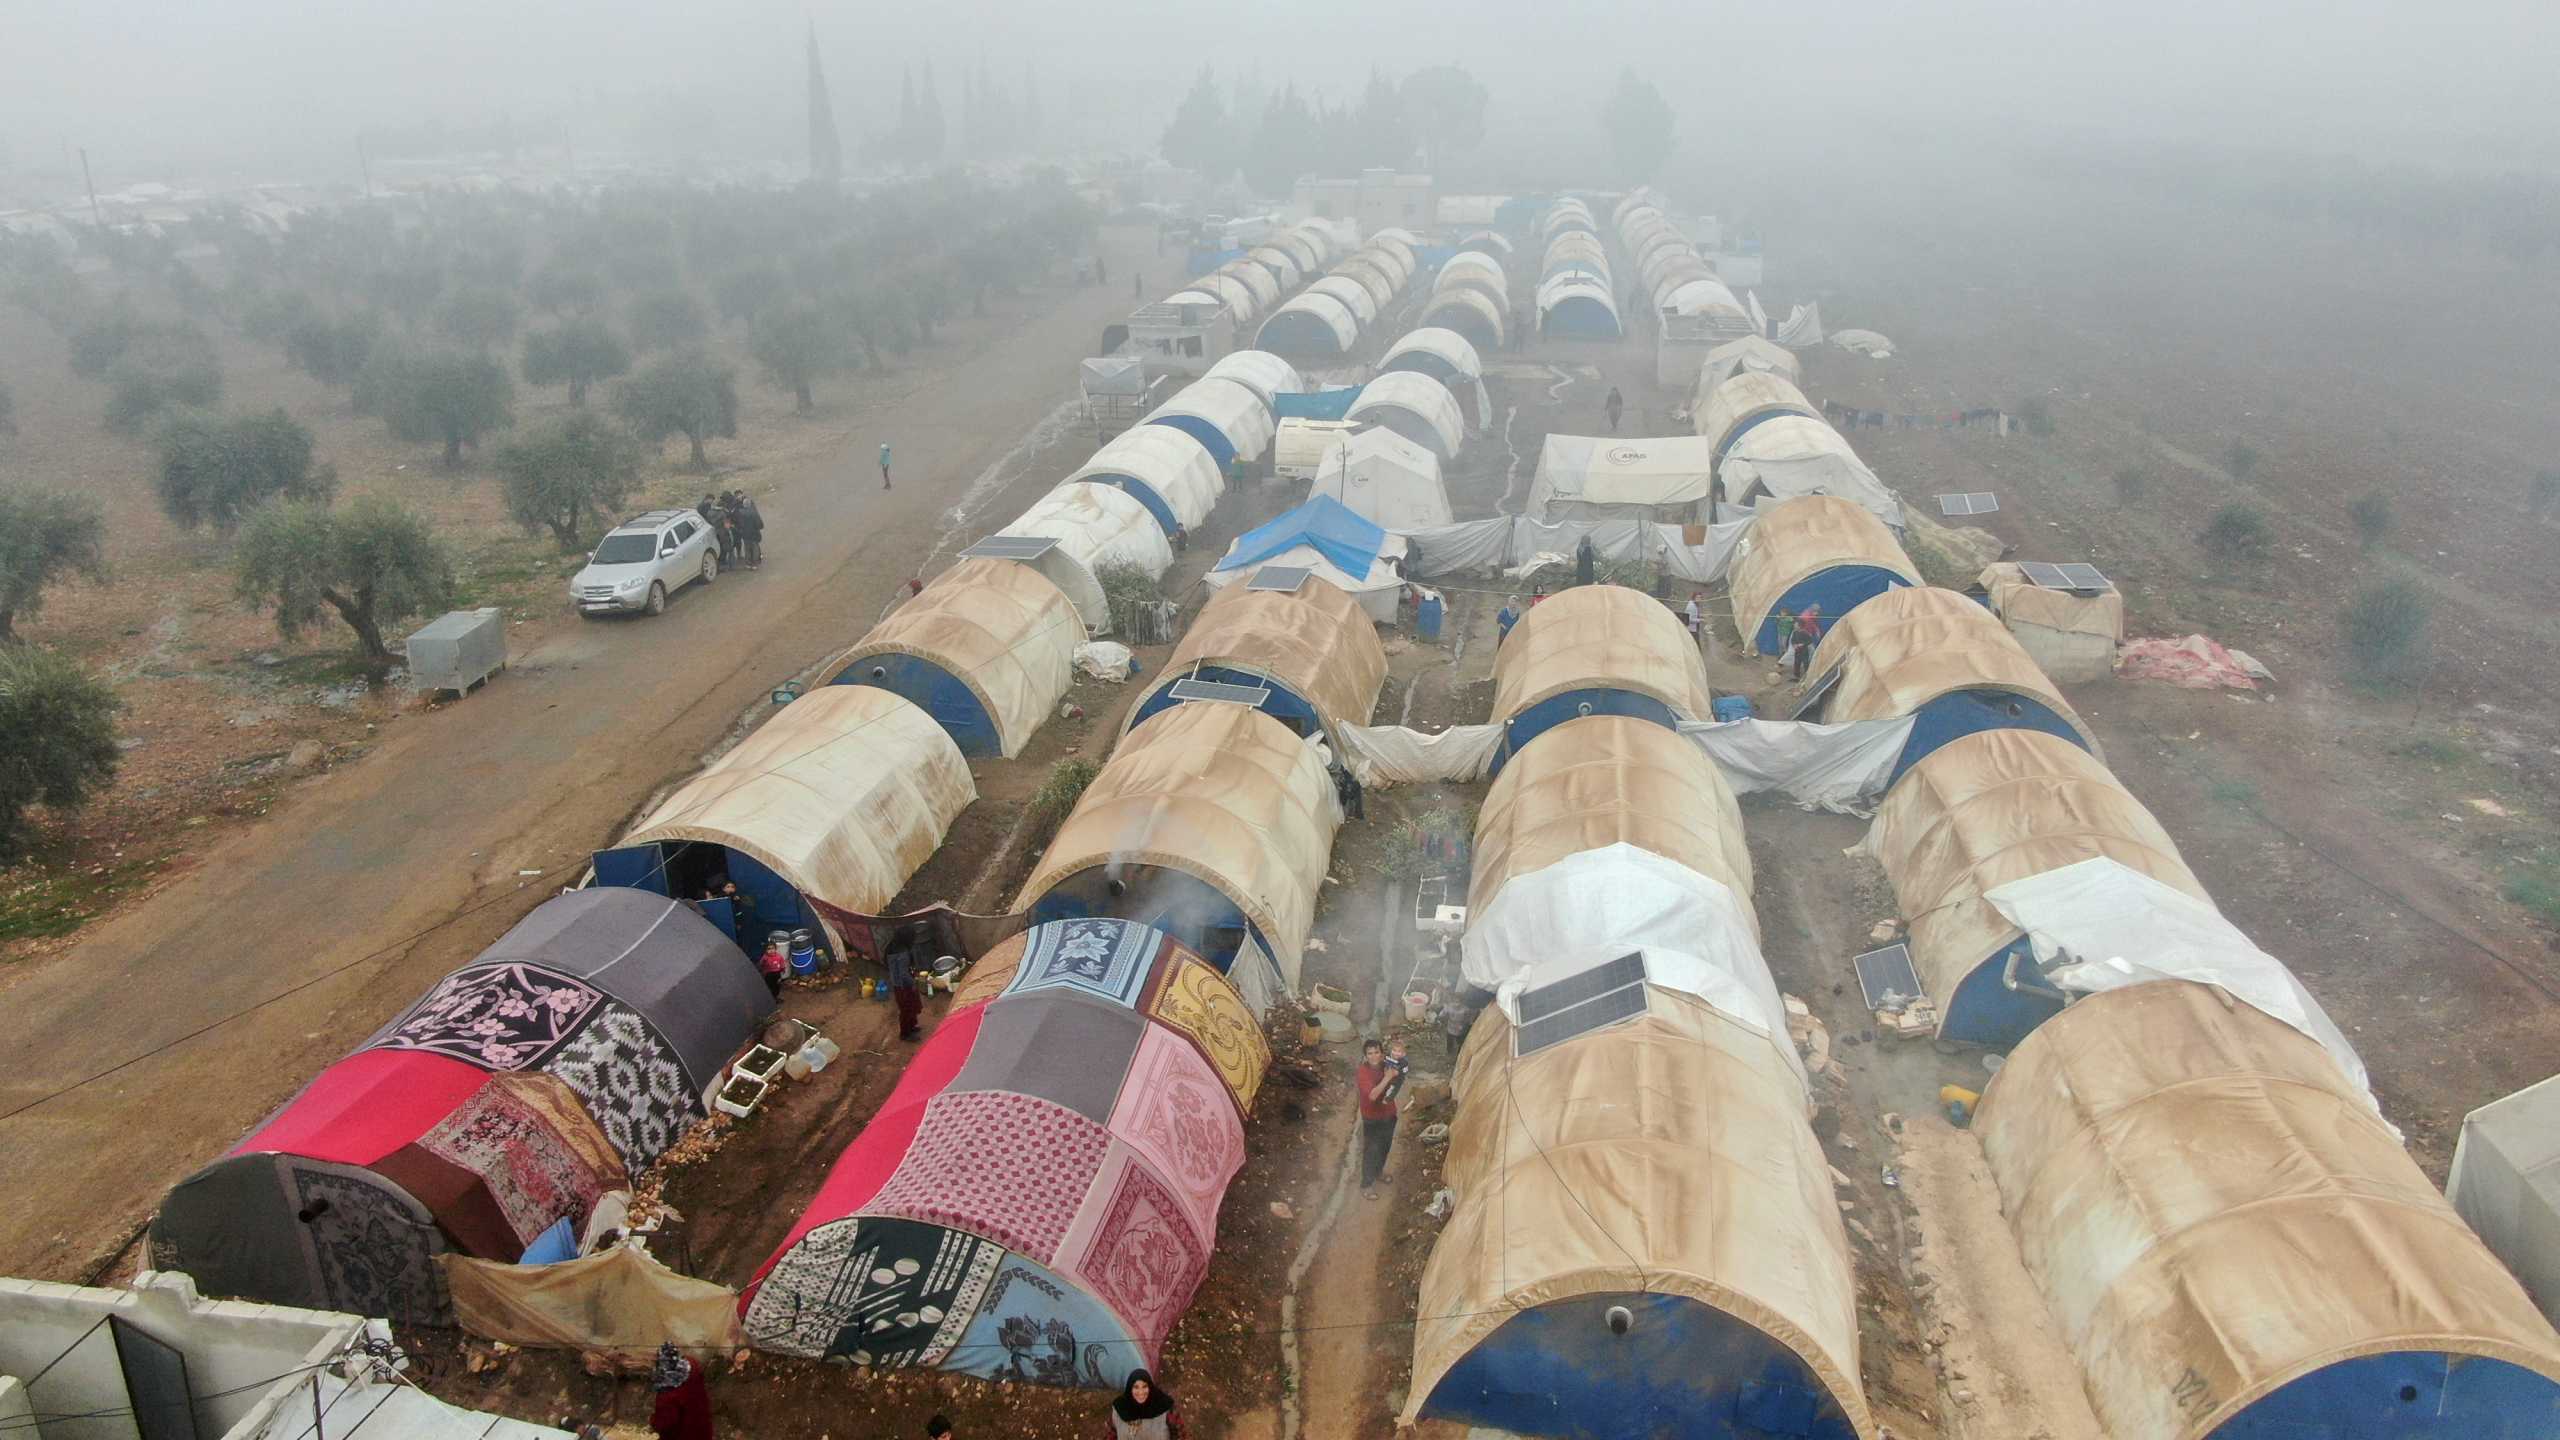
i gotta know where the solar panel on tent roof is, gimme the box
[1854,942,1925,1010]
[2016,560,2112,592]
[1937,492,2000,517]
[1515,983,1651,1058]
[1168,677,1272,706]
[1517,951,1649,1023]
[1248,566,1312,592]
[961,534,1063,562]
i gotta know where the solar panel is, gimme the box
[1515,984,1651,1058]
[1517,952,1649,1023]
[2017,560,2112,593]
[961,534,1062,562]
[2057,562,2111,592]
[1248,565,1312,593]
[1937,492,2000,517]
[1167,677,1271,706]
[1854,942,1925,1010]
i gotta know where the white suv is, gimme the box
[570,510,717,617]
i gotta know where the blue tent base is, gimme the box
[592,842,813,957]
[1130,665,1321,740]
[1271,387,1364,422]
[1541,298,1623,340]
[1025,866,1270,975]
[1084,473,1179,535]
[1891,691,2088,788]
[1937,938,2066,1050]
[828,651,1002,757]
[1421,303,1501,353]
[1753,567,1914,654]
[1492,688,1682,776]
[1714,405,1817,463]
[1254,314,1350,357]
[1145,414,1236,472]
[1423,1292,1864,1440]
[2213,1351,2560,1438]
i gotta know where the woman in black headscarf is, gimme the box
[1103,1368,1184,1439]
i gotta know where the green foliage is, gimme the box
[2340,578,2429,688]
[283,311,379,388]
[241,287,320,344]
[2226,439,2261,479]
[521,318,632,406]
[2018,395,2056,436]
[712,262,787,329]
[2200,501,2273,571]
[233,495,456,664]
[627,288,708,351]
[614,349,737,471]
[1382,806,1472,881]
[495,411,643,552]
[748,300,847,413]
[2350,490,2393,548]
[0,486,107,639]
[368,346,515,466]
[66,309,141,378]
[1094,561,1162,636]
[1159,69,1233,178]
[434,283,522,348]
[152,407,338,532]
[102,331,224,434]
[1599,69,1676,185]
[2112,466,2150,504]
[1400,66,1487,171]
[0,644,122,859]
[1027,758,1101,839]
[528,261,606,316]
[2503,859,2560,928]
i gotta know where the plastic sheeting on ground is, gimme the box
[1977,980,2560,1440]
[1406,985,1872,1439]
[1333,722,1502,787]
[1677,716,1916,815]
[444,1244,742,1364]
[1831,329,1894,357]
[1526,433,1719,523]
[1400,515,1749,585]
[2115,633,2268,690]
[1983,856,2371,1104]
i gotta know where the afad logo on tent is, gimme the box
[1605,445,1649,466]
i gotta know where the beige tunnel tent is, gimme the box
[1863,729,2207,1049]
[1695,335,1801,411]
[986,481,1176,635]
[1421,286,1507,352]
[1123,577,1388,743]
[821,558,1081,759]
[1804,586,2095,786]
[1405,986,1874,1439]
[1977,981,2560,1440]
[1492,585,1715,770]
[1727,495,1920,655]
[1015,701,1340,1016]
[616,685,975,960]
[1699,370,1819,461]
[1469,714,1753,916]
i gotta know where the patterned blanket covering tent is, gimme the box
[1123,577,1388,743]
[596,685,976,962]
[1802,586,2095,788]
[740,919,1266,1384]
[1978,980,2560,1439]
[152,891,769,1325]
[1020,702,1341,1013]
[821,558,1082,758]
[1863,730,2207,1049]
[1490,585,1714,773]
[1726,496,1920,656]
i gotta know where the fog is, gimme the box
[2,0,2556,191]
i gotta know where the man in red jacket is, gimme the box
[649,1343,713,1440]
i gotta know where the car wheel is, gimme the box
[701,551,718,585]
[644,582,667,617]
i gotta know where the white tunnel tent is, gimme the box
[1256,292,1362,356]
[1304,275,1380,326]
[1327,255,1400,310]
[1061,424,1227,535]
[1420,287,1506,351]
[980,480,1176,635]
[1145,376,1279,467]
[1346,370,1466,461]
[1201,349,1304,413]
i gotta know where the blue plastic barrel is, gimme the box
[1416,593,1445,642]
[788,927,819,976]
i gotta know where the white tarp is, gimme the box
[1775,302,1825,347]
[1334,722,1502,787]
[1203,350,1304,411]
[1528,433,1720,520]
[1718,415,1905,530]
[1148,376,1280,462]
[1678,716,1917,816]
[1306,427,1452,530]
[1831,329,1895,358]
[1983,857,2375,1110]
[1401,515,1750,586]
[1487,943,1804,1093]
[2449,1075,2560,1328]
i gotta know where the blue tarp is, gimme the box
[518,1218,578,1265]
[1271,387,1364,422]
[1214,496,1385,580]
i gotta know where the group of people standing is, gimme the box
[694,490,765,570]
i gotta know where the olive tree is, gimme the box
[152,408,339,532]
[102,330,223,434]
[283,311,380,389]
[368,346,515,466]
[0,643,122,859]
[233,495,455,666]
[0,485,107,640]
[627,288,709,351]
[496,411,643,551]
[614,350,738,471]
[749,300,846,413]
[521,318,631,406]
[435,284,522,348]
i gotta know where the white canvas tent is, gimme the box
[1062,425,1227,533]
[1527,433,1719,524]
[992,480,1177,634]
[1304,426,1451,530]
[1202,350,1304,413]
[1718,415,1905,529]
[1255,292,1361,355]
[1145,376,1279,464]
[1304,275,1380,326]
[2451,1074,2560,1327]
[1345,371,1465,460]
[1694,336,1801,412]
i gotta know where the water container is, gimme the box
[810,1036,842,1065]
[788,928,818,975]
[1416,593,1444,642]
[783,1051,814,1081]
[1404,990,1432,1022]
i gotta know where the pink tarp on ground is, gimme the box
[2116,634,2267,690]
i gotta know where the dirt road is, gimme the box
[0,230,1150,1280]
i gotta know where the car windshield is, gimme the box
[591,533,657,564]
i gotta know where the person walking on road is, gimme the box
[888,943,923,1041]
[878,441,893,491]
[1105,1369,1186,1440]
[1356,1039,1402,1197]
[1603,386,1625,432]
